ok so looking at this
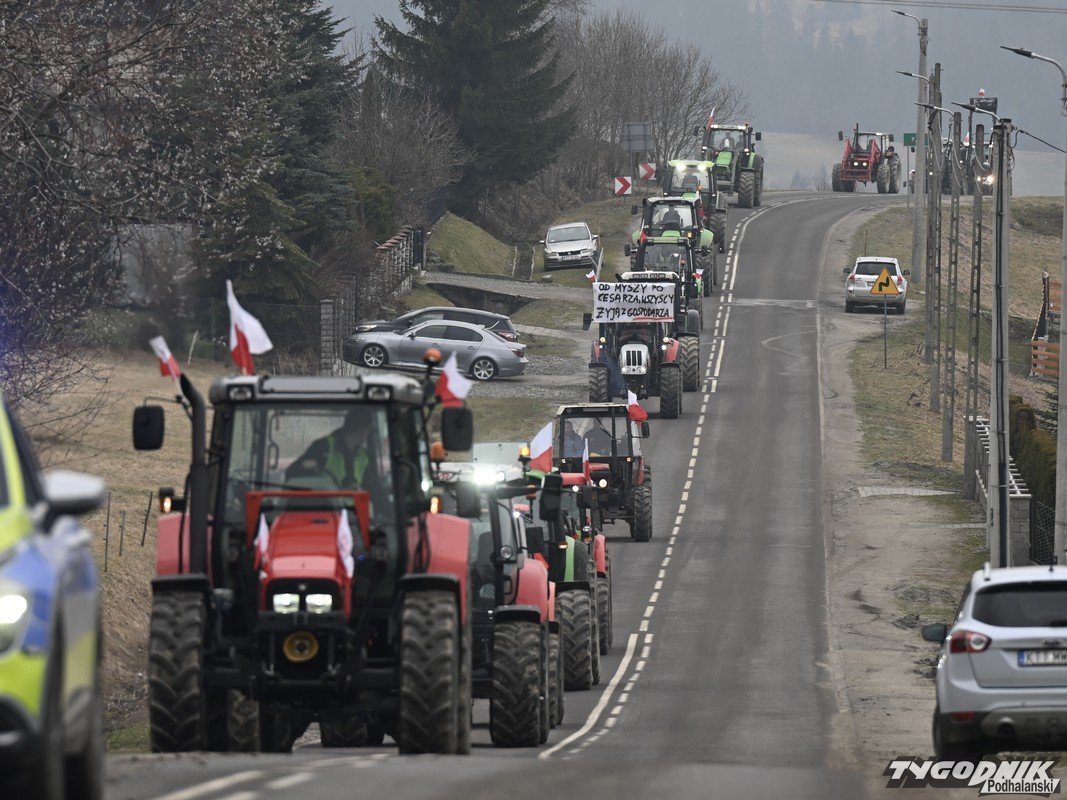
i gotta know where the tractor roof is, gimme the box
[708,124,749,131]
[208,374,424,406]
[621,270,680,282]
[556,402,629,416]
[649,195,694,205]
[667,159,715,169]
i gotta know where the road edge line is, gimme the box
[153,770,265,800]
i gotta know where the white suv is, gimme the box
[842,256,908,314]
[923,565,1067,759]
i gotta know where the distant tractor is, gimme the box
[832,125,900,194]
[697,123,764,209]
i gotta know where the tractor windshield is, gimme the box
[706,130,737,151]
[455,493,515,609]
[639,245,683,271]
[649,204,694,230]
[218,403,431,536]
[559,414,630,459]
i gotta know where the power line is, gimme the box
[813,0,1067,13]
[1018,128,1067,152]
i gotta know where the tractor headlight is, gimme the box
[272,593,300,614]
[499,545,515,560]
[597,478,608,488]
[305,594,333,614]
[0,591,31,654]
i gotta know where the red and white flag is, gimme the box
[226,280,273,376]
[256,513,270,567]
[586,268,597,283]
[435,353,473,408]
[705,108,716,130]
[627,390,649,423]
[582,439,591,480]
[149,336,181,388]
[337,511,355,578]
[528,421,553,474]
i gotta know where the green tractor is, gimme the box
[662,159,727,253]
[625,228,716,309]
[697,123,764,209]
[630,196,715,255]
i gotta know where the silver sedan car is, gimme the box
[346,319,528,380]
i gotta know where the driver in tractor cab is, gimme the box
[287,408,379,490]
[563,419,585,458]
[660,206,682,230]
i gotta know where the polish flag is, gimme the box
[582,439,591,480]
[149,336,181,388]
[627,390,649,423]
[528,421,553,474]
[705,108,716,130]
[586,268,597,283]
[337,511,355,578]
[435,353,472,407]
[226,280,273,375]
[256,514,270,567]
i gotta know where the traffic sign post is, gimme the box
[870,266,900,368]
[639,162,656,182]
[613,176,633,196]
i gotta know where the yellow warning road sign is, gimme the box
[870,267,900,296]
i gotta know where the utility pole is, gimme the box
[989,119,1014,568]
[926,63,943,412]
[963,122,988,498]
[943,111,962,462]
[894,12,928,291]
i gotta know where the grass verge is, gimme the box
[467,396,560,443]
[429,213,514,276]
[532,197,636,288]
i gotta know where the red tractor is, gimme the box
[132,368,476,755]
[435,461,561,746]
[832,124,901,194]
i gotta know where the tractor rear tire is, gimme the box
[659,365,682,419]
[148,591,208,753]
[397,590,461,755]
[207,690,260,752]
[889,158,901,193]
[559,590,595,691]
[754,171,764,206]
[320,717,368,748]
[632,483,653,542]
[457,624,471,755]
[876,163,889,194]
[259,708,296,753]
[590,597,601,686]
[597,576,611,655]
[538,630,550,744]
[589,365,609,403]
[548,631,561,727]
[737,171,756,208]
[710,213,726,254]
[489,620,542,748]
[831,163,843,192]
[680,338,700,392]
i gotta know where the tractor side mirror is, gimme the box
[133,405,165,451]
[539,474,562,521]
[630,204,640,215]
[685,283,697,299]
[841,266,851,274]
[921,623,948,643]
[623,244,631,257]
[838,131,844,141]
[640,421,650,438]
[525,525,546,555]
[441,406,474,452]
[582,313,592,331]
[903,269,911,276]
[454,481,482,519]
[755,131,762,141]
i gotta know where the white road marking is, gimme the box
[661,557,670,567]
[611,704,623,716]
[641,645,652,659]
[154,772,265,800]
[681,491,688,502]
[539,633,639,759]
[645,633,654,643]
[639,619,648,631]
[649,592,659,603]
[618,692,629,703]
[605,716,618,728]
[266,774,313,790]
[218,793,257,800]
[644,605,655,616]
[635,660,645,672]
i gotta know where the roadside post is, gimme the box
[870,266,900,368]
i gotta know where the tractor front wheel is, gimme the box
[680,338,700,392]
[876,162,889,194]
[548,631,562,727]
[589,364,610,402]
[489,620,542,748]
[259,708,297,753]
[754,171,764,206]
[559,590,595,691]
[397,590,462,755]
[710,213,726,254]
[737,171,756,208]
[597,575,612,655]
[148,591,208,753]
[659,365,682,419]
[207,690,260,752]
[632,483,653,542]
[831,163,843,192]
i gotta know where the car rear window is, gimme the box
[972,582,1067,627]
[855,262,898,276]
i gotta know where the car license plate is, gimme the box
[1019,649,1067,666]
[561,254,580,261]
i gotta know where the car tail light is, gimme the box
[949,630,991,653]
[510,347,525,358]
[895,276,904,287]
[950,711,976,723]
[847,274,856,283]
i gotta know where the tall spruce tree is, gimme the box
[375,0,574,210]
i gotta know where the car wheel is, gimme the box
[845,300,855,313]
[932,707,984,762]
[361,344,387,369]
[470,357,497,381]
[897,300,906,315]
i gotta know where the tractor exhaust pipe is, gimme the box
[180,374,209,576]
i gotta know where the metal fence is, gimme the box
[1031,499,1055,566]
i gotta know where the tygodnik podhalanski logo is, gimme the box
[884,758,1061,795]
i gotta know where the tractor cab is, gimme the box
[697,122,764,208]
[553,403,652,542]
[632,197,713,255]
[133,370,478,755]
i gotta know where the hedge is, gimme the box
[1009,395,1056,507]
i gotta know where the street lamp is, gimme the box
[894,10,929,297]
[1003,45,1067,565]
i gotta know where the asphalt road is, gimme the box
[106,191,901,800]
